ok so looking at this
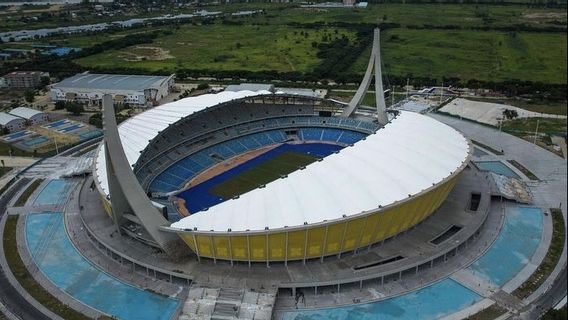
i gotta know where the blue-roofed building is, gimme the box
[50,72,175,107]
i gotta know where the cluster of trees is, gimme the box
[55,101,84,115]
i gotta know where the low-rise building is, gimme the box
[8,107,49,125]
[0,112,26,132]
[3,71,49,89]
[51,72,175,107]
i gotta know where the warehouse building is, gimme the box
[51,72,175,107]
[9,107,49,125]
[0,112,26,132]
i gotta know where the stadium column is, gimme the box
[285,231,289,266]
[338,221,348,259]
[265,232,269,267]
[303,229,308,264]
[247,234,251,268]
[321,225,329,263]
[209,235,216,264]
[228,235,234,266]
[191,234,200,262]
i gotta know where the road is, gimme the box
[0,178,50,320]
[514,263,567,319]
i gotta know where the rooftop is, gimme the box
[170,111,470,232]
[52,73,173,91]
[0,112,23,125]
[9,107,45,120]
[225,83,274,92]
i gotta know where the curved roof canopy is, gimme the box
[170,110,469,232]
[94,91,470,233]
[94,90,270,196]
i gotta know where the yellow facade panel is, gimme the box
[231,236,248,260]
[306,227,325,257]
[249,235,267,261]
[287,230,306,259]
[325,223,345,255]
[268,233,286,260]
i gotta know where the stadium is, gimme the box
[91,29,471,264]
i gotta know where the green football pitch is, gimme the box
[209,151,318,199]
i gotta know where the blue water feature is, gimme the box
[475,161,521,179]
[33,179,76,206]
[176,143,343,213]
[59,123,84,133]
[2,130,30,141]
[26,212,179,320]
[46,119,69,128]
[467,206,543,286]
[79,129,103,140]
[23,136,49,146]
[283,279,481,320]
[472,147,489,157]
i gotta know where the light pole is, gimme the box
[533,119,540,145]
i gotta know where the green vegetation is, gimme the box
[0,141,34,157]
[542,306,567,320]
[502,117,567,138]
[352,29,567,83]
[77,25,356,73]
[465,304,507,320]
[507,159,539,180]
[513,208,565,299]
[2,215,90,320]
[210,151,318,199]
[14,178,43,207]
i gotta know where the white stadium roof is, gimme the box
[170,110,469,232]
[95,91,470,233]
[95,90,271,197]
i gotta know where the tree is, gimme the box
[197,83,209,90]
[24,90,35,103]
[38,76,50,89]
[65,102,84,115]
[54,101,66,110]
[502,109,519,120]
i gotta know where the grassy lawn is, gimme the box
[513,208,566,299]
[0,141,35,157]
[13,178,43,207]
[501,117,567,137]
[221,3,566,30]
[210,151,318,199]
[77,24,356,73]
[351,29,567,83]
[507,159,539,180]
[2,215,90,320]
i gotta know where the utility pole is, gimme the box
[533,119,540,144]
[391,86,395,107]
[406,78,409,99]
[440,82,444,105]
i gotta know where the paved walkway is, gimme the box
[430,113,567,318]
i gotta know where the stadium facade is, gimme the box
[92,29,471,263]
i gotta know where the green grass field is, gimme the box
[352,29,567,83]
[209,151,318,199]
[77,25,356,73]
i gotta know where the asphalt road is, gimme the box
[515,263,567,320]
[0,178,50,320]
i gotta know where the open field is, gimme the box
[467,97,567,116]
[209,151,318,199]
[77,25,356,73]
[209,3,567,30]
[73,22,567,84]
[352,29,567,83]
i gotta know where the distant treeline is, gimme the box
[1,21,565,102]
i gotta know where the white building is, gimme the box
[50,72,175,107]
[8,107,48,125]
[0,112,26,132]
